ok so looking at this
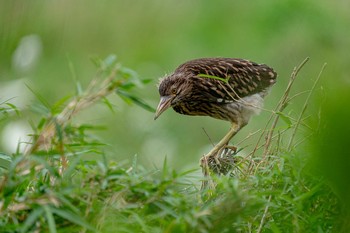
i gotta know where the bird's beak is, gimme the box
[154,96,173,120]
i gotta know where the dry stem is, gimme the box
[287,62,326,151]
[248,57,310,174]
[18,65,121,173]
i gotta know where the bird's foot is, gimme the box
[200,144,238,176]
[200,151,220,169]
[200,153,224,175]
[217,145,237,158]
[224,145,237,154]
[200,144,239,190]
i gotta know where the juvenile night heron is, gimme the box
[154,58,277,165]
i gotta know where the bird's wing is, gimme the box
[175,58,277,102]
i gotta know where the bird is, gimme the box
[154,57,277,167]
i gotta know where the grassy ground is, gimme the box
[0,57,346,232]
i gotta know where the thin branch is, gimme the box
[202,127,215,147]
[24,67,119,156]
[262,57,309,157]
[235,129,261,146]
[248,57,309,173]
[287,63,326,151]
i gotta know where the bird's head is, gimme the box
[154,74,190,120]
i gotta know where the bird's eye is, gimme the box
[171,88,177,95]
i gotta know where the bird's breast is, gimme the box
[172,92,264,124]
[172,101,233,121]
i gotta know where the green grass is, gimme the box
[0,57,345,233]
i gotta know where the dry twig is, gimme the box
[249,57,310,174]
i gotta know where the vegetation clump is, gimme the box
[0,58,344,232]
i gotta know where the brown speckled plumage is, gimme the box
[155,57,277,127]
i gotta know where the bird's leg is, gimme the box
[200,122,241,166]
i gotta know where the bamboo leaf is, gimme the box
[37,117,47,130]
[89,55,103,68]
[275,111,293,128]
[162,156,168,179]
[131,154,138,174]
[28,156,58,177]
[51,95,72,115]
[116,90,155,112]
[5,103,20,116]
[141,79,153,84]
[102,97,116,113]
[119,82,137,90]
[25,84,51,110]
[0,153,11,170]
[119,67,139,80]
[103,54,118,67]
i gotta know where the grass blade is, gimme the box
[50,208,95,231]
[197,74,229,83]
[20,207,44,233]
[43,205,57,233]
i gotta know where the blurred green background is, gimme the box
[1,0,349,170]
